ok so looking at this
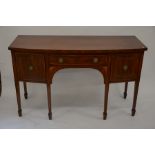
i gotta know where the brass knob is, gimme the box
[123,65,128,71]
[58,57,64,63]
[28,65,33,71]
[93,57,99,63]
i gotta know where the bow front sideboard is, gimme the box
[8,35,148,120]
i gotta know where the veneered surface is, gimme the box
[8,35,148,52]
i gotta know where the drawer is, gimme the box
[110,54,141,82]
[15,53,46,82]
[49,55,108,66]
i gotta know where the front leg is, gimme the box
[15,80,22,117]
[103,82,110,120]
[47,83,52,120]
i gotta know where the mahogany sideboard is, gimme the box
[8,35,148,120]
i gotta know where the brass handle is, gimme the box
[29,65,33,71]
[93,57,99,63]
[58,57,64,63]
[123,65,128,71]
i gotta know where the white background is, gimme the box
[0,0,155,155]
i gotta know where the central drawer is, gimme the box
[49,55,108,66]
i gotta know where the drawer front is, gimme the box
[15,53,46,82]
[110,54,141,82]
[49,55,108,66]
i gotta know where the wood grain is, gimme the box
[8,35,147,52]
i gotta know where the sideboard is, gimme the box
[8,36,148,120]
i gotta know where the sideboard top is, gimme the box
[8,35,148,52]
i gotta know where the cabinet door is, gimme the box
[110,53,141,82]
[15,53,46,82]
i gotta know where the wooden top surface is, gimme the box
[9,35,147,52]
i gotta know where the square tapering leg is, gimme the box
[124,82,128,99]
[47,83,52,120]
[15,81,22,117]
[103,82,109,120]
[23,82,28,99]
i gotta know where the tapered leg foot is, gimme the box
[24,93,28,99]
[18,109,22,117]
[124,92,127,99]
[103,112,107,120]
[48,112,52,120]
[131,109,136,116]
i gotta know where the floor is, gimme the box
[0,68,155,129]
